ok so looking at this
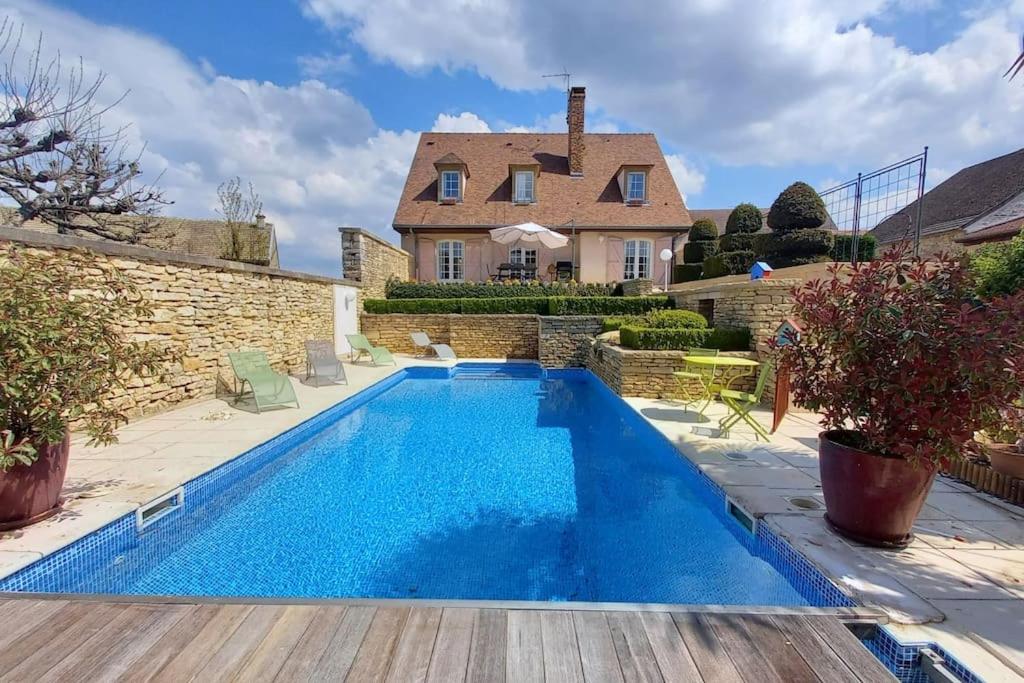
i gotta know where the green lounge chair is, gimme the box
[227,351,300,413]
[673,348,719,414]
[718,360,774,441]
[345,334,396,366]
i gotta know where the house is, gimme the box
[869,147,1024,256]
[391,87,692,283]
[0,208,279,267]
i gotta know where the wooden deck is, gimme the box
[0,598,896,682]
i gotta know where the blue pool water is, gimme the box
[12,366,821,605]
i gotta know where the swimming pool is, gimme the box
[0,364,849,606]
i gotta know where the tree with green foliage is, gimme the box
[970,229,1024,297]
[703,204,760,277]
[674,217,718,282]
[756,182,833,268]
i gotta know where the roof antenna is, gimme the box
[542,70,572,91]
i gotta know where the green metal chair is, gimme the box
[673,348,719,414]
[718,360,774,441]
[345,334,396,366]
[227,351,300,413]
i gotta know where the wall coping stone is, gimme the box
[597,342,758,361]
[0,226,359,287]
[672,278,800,296]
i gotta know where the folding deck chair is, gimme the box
[227,351,300,413]
[345,334,396,366]
[718,360,774,441]
[672,348,719,414]
[410,332,457,360]
[304,340,347,385]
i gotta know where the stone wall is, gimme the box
[538,317,604,367]
[671,278,797,353]
[360,314,539,359]
[587,342,759,400]
[0,228,355,419]
[619,278,654,296]
[339,227,413,300]
[882,229,981,259]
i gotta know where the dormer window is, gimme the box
[627,171,646,202]
[514,171,534,203]
[442,170,461,200]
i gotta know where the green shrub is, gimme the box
[703,251,755,278]
[831,234,877,262]
[673,263,703,282]
[766,182,827,233]
[547,296,672,315]
[689,218,719,242]
[719,232,756,252]
[970,229,1024,297]
[683,240,717,263]
[384,279,614,299]
[363,298,462,314]
[461,297,550,314]
[768,255,833,268]
[754,229,833,259]
[725,203,763,234]
[646,309,708,329]
[601,315,647,332]
[619,325,751,351]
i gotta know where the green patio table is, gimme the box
[673,355,760,415]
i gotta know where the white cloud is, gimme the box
[664,154,706,201]
[297,53,355,79]
[1,0,418,275]
[302,0,1024,177]
[431,112,492,132]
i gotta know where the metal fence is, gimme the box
[818,148,928,264]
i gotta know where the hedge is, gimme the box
[673,263,703,283]
[689,218,719,242]
[546,296,671,315]
[718,232,756,252]
[703,250,755,278]
[646,309,707,329]
[683,240,718,263]
[832,234,877,262]
[384,279,615,299]
[765,255,833,269]
[363,296,671,315]
[726,203,763,234]
[619,325,752,351]
[754,229,833,259]
[601,315,647,332]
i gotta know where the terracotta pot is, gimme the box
[0,433,70,531]
[819,430,936,549]
[986,442,1024,479]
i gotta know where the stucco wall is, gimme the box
[1,228,355,419]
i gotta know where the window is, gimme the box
[626,171,646,201]
[441,170,461,200]
[509,247,538,267]
[514,170,535,203]
[437,240,464,281]
[624,239,652,280]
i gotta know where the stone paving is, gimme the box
[624,396,1024,682]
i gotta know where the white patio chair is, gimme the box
[410,332,457,360]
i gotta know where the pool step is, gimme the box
[451,363,546,380]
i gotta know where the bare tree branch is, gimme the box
[216,176,269,265]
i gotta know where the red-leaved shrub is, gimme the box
[775,244,1024,466]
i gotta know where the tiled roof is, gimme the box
[0,208,278,266]
[956,218,1024,245]
[392,132,691,231]
[870,147,1024,244]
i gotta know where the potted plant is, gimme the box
[775,245,1024,548]
[0,248,171,530]
[978,403,1024,479]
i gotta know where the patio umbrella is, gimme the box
[488,222,569,249]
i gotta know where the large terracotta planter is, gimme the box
[819,430,936,549]
[0,433,70,531]
[986,443,1024,480]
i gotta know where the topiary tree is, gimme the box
[705,204,760,277]
[726,203,762,234]
[757,182,833,268]
[675,217,718,282]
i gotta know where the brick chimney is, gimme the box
[567,86,586,176]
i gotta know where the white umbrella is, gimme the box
[489,222,569,249]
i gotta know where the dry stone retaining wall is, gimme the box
[0,228,352,419]
[671,278,797,353]
[340,227,413,301]
[360,314,539,359]
[538,317,604,367]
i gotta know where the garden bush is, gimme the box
[673,263,703,282]
[725,203,763,234]
[689,218,719,242]
[754,229,833,259]
[461,297,551,314]
[646,309,708,329]
[601,315,647,332]
[703,251,755,278]
[718,232,756,252]
[970,229,1024,297]
[682,240,717,263]
[619,325,751,351]
[546,296,672,315]
[384,278,614,299]
[766,182,828,233]
[831,234,877,262]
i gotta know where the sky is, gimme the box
[3,0,1023,275]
